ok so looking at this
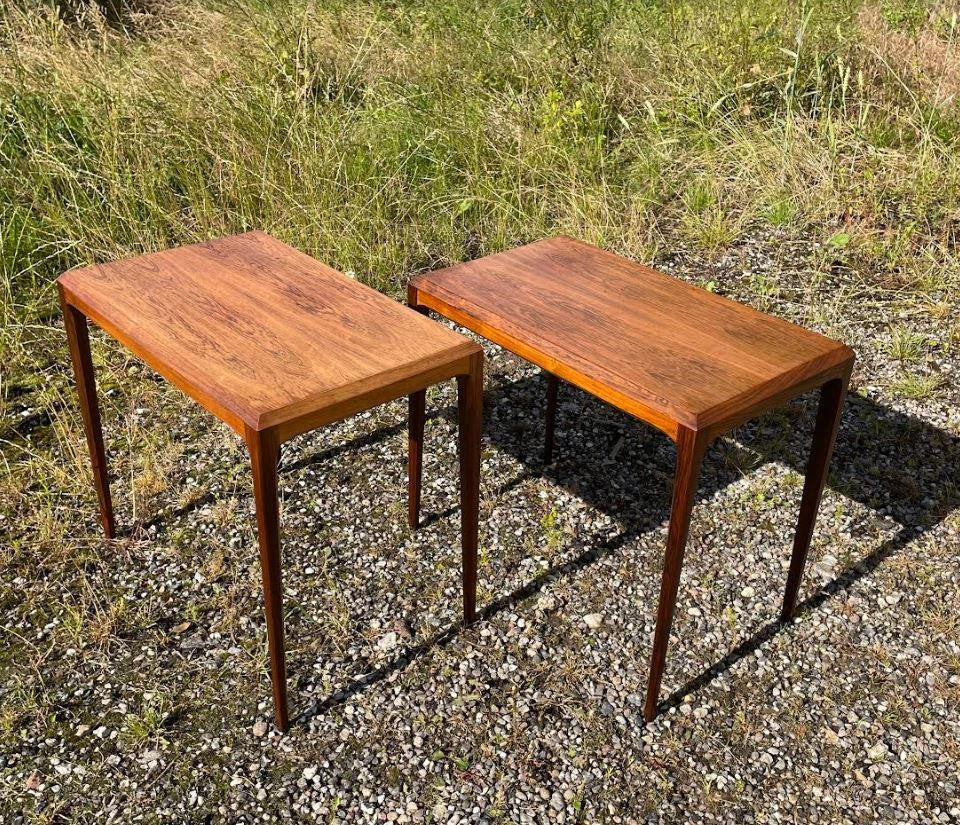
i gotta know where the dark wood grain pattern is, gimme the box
[410,236,855,722]
[59,231,478,439]
[411,236,853,440]
[59,232,485,732]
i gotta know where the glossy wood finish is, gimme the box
[60,287,116,540]
[411,236,852,440]
[457,352,484,625]
[644,426,707,722]
[58,231,479,440]
[781,375,849,621]
[410,236,855,722]
[246,425,288,731]
[59,232,484,732]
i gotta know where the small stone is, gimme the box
[393,619,414,641]
[378,631,399,652]
[537,595,557,611]
[252,720,268,737]
[302,766,317,781]
[867,742,888,762]
[582,613,603,629]
[740,586,756,598]
[75,724,90,736]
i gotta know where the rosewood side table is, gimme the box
[408,236,854,722]
[58,231,483,732]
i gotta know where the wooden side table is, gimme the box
[58,231,483,731]
[408,236,854,722]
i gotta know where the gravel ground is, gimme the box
[2,231,959,823]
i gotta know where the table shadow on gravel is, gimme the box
[291,369,958,722]
[479,372,960,714]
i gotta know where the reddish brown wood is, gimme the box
[408,388,426,530]
[60,287,115,540]
[411,236,855,721]
[412,236,853,440]
[246,425,288,732]
[59,232,485,731]
[544,373,559,464]
[407,292,430,531]
[781,373,850,621]
[457,352,484,625]
[58,231,479,440]
[643,426,708,722]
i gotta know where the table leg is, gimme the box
[544,373,559,464]
[457,352,483,626]
[644,426,707,723]
[780,375,849,622]
[408,389,426,530]
[406,292,430,532]
[60,292,115,540]
[246,426,289,732]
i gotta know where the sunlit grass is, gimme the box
[1,0,959,675]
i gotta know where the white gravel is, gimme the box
[2,230,959,822]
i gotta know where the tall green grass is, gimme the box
[2,0,959,374]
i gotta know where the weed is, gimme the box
[890,372,946,399]
[884,325,928,362]
[540,506,563,550]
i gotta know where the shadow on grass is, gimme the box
[294,369,959,724]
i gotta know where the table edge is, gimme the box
[60,277,481,440]
[411,274,856,442]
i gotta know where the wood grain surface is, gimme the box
[411,235,855,724]
[58,231,479,437]
[411,236,853,439]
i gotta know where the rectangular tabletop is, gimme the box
[410,236,853,439]
[59,231,479,437]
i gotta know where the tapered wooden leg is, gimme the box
[644,426,707,723]
[247,426,289,732]
[457,352,483,626]
[406,289,430,531]
[780,375,849,622]
[408,389,426,530]
[544,373,559,464]
[60,290,115,540]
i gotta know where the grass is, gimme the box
[890,371,946,399]
[1,0,959,815]
[2,2,960,331]
[0,0,955,598]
